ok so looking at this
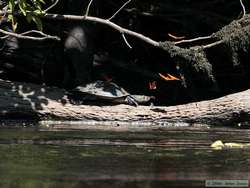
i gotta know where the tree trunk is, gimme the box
[0,79,249,126]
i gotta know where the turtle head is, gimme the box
[130,95,155,105]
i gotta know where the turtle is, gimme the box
[70,80,154,106]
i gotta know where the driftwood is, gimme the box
[0,79,249,126]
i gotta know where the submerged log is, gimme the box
[0,79,249,126]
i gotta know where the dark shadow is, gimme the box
[0,78,66,121]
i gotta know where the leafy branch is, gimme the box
[6,0,45,31]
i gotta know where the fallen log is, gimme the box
[0,79,249,126]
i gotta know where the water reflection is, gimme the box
[0,124,249,188]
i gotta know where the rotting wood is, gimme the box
[0,79,249,126]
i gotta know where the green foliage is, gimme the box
[6,0,45,31]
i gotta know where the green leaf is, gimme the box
[7,14,13,22]
[32,16,43,31]
[7,9,17,32]
[33,9,43,15]
[8,0,15,12]
[6,0,46,31]
[18,0,27,16]
[12,19,18,32]
[26,14,32,23]
[40,0,45,4]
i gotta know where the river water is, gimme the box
[0,122,249,188]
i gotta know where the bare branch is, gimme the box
[0,28,60,41]
[0,10,158,46]
[202,40,224,49]
[0,11,233,50]
[85,0,94,17]
[191,40,224,50]
[43,14,160,47]
[122,33,132,49]
[20,30,52,37]
[45,0,60,12]
[239,0,246,18]
[174,36,212,45]
[108,0,132,21]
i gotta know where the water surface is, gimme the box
[0,122,249,188]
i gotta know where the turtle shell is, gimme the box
[73,80,130,99]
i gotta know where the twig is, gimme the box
[0,28,60,41]
[239,0,246,18]
[201,40,224,49]
[45,0,60,12]
[20,30,52,37]
[85,0,94,17]
[122,33,132,48]
[44,13,160,47]
[168,33,185,40]
[108,0,132,21]
[191,40,224,50]
[174,36,212,45]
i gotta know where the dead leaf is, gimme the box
[159,73,180,81]
[149,81,157,90]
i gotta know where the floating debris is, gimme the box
[211,140,250,150]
